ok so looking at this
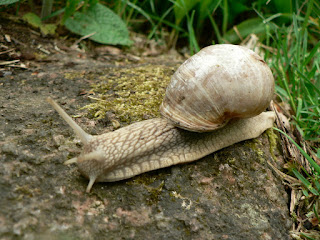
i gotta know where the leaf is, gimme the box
[228,0,249,22]
[40,24,57,35]
[0,0,20,5]
[62,0,81,24]
[223,18,275,43]
[270,0,293,13]
[22,12,56,36]
[198,0,220,22]
[22,13,42,28]
[65,3,132,46]
[174,0,200,25]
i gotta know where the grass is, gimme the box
[268,15,320,142]
[262,2,320,238]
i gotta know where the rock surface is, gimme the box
[0,18,292,240]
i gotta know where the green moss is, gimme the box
[128,174,165,205]
[246,139,265,164]
[244,129,279,164]
[145,181,165,205]
[130,174,159,186]
[64,72,85,80]
[82,65,175,122]
[266,128,278,160]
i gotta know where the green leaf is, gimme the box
[223,18,275,43]
[174,0,200,25]
[228,0,249,22]
[270,0,292,14]
[22,12,56,35]
[198,0,220,22]
[40,23,57,35]
[22,12,42,28]
[0,0,20,5]
[62,0,81,24]
[65,3,132,46]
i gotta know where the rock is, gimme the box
[0,35,291,239]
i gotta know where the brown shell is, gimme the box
[160,44,275,132]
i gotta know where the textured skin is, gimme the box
[77,111,276,183]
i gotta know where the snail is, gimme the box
[47,44,275,193]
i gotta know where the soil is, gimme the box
[0,15,292,240]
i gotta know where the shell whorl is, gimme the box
[160,44,275,132]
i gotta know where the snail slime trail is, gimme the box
[47,44,275,192]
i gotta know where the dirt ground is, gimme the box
[0,16,292,239]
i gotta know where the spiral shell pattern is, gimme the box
[160,44,274,132]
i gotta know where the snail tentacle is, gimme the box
[47,97,92,144]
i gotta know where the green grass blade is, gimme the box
[300,232,317,240]
[301,0,314,33]
[315,180,320,192]
[296,98,302,120]
[121,0,155,28]
[186,10,200,54]
[222,0,228,35]
[303,38,320,66]
[292,169,319,196]
[273,128,320,173]
[147,13,186,32]
[207,13,222,43]
[313,203,320,220]
[148,5,174,39]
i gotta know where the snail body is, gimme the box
[47,44,275,192]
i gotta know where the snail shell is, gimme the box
[160,44,274,132]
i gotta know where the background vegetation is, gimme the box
[1,0,320,238]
